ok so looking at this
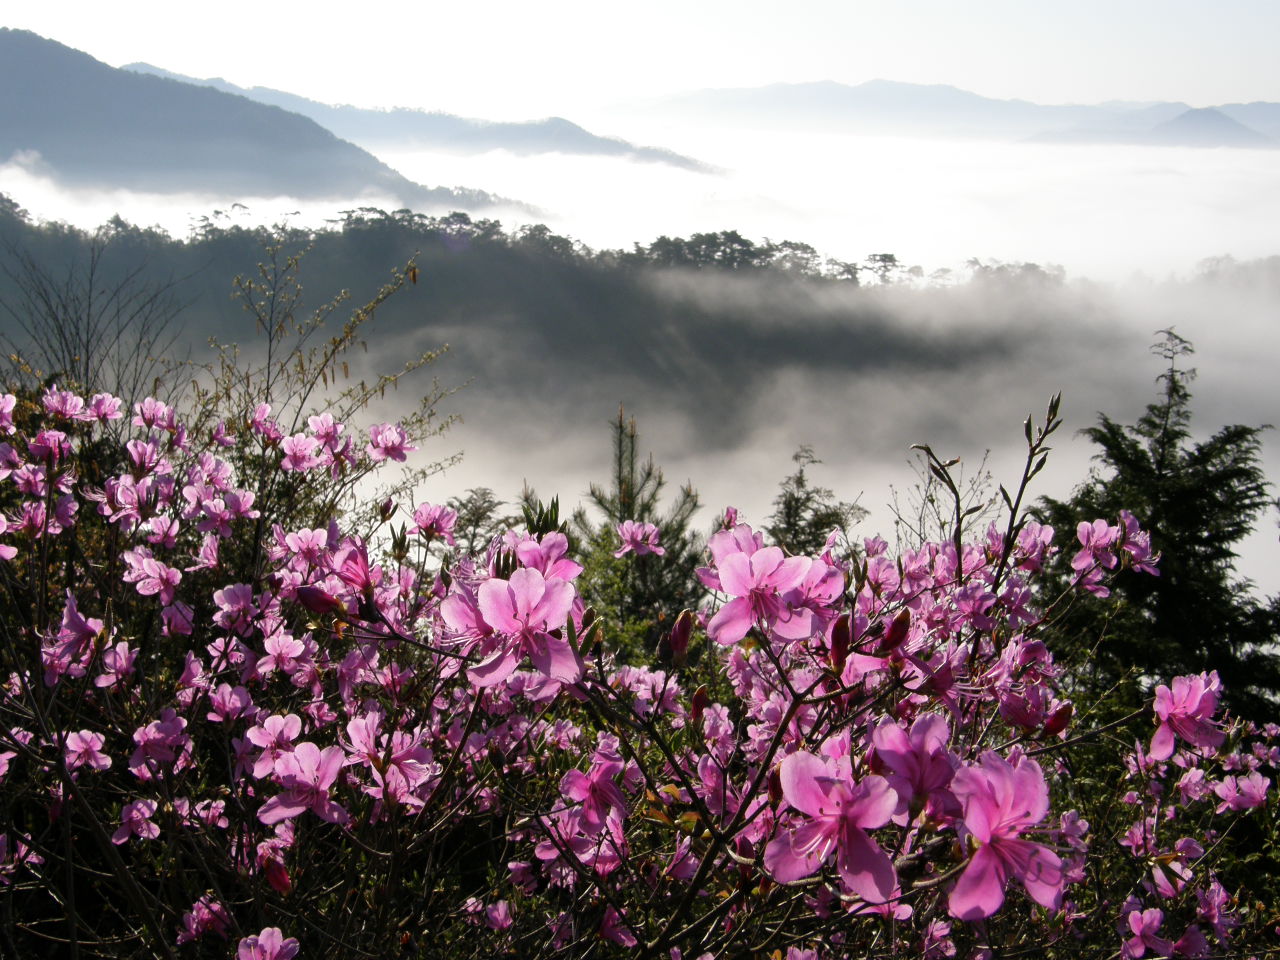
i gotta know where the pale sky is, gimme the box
[7,1,1280,120]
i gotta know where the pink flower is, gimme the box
[213,584,259,635]
[561,756,628,834]
[64,730,112,772]
[1213,771,1270,813]
[94,640,137,689]
[42,385,84,420]
[237,927,300,960]
[132,397,176,432]
[175,893,230,944]
[258,742,349,825]
[870,714,957,817]
[614,519,665,557]
[112,799,160,844]
[366,422,416,462]
[280,433,321,471]
[246,713,304,779]
[1150,672,1225,761]
[708,545,814,645]
[948,752,1063,920]
[1123,908,1174,959]
[0,394,15,434]
[308,412,344,448]
[485,900,513,931]
[206,683,255,723]
[763,750,899,903]
[249,403,280,441]
[600,906,637,947]
[128,709,192,781]
[408,502,457,544]
[471,568,582,687]
[127,554,183,606]
[83,393,123,422]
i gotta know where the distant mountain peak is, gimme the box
[1147,106,1275,147]
[0,30,519,211]
[121,62,709,172]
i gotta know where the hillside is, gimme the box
[0,29,514,210]
[122,63,709,172]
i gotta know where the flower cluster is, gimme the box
[0,384,1273,959]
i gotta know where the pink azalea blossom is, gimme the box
[471,567,582,687]
[614,519,665,557]
[64,730,112,772]
[408,502,457,544]
[237,927,300,960]
[708,545,814,645]
[112,799,160,844]
[0,394,15,434]
[258,742,349,825]
[870,714,958,818]
[1150,672,1225,761]
[948,751,1063,920]
[1123,907,1175,959]
[763,750,899,903]
[175,893,230,945]
[561,755,628,834]
[485,900,513,931]
[41,385,84,420]
[83,392,123,422]
[246,713,304,779]
[1213,771,1270,813]
[280,433,321,471]
[366,422,416,462]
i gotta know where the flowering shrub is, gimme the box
[0,387,1275,959]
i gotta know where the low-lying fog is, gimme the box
[2,129,1277,594]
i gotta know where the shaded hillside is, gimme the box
[0,29,516,210]
[123,63,710,172]
[0,201,1069,446]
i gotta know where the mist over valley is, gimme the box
[1,27,1277,594]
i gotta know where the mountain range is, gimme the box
[0,28,513,211]
[629,78,1280,147]
[3,27,1278,227]
[121,63,709,172]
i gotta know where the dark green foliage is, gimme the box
[766,445,867,556]
[446,487,518,559]
[572,409,704,659]
[1038,331,1279,717]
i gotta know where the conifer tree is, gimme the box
[1038,330,1278,716]
[573,407,703,659]
[766,445,866,557]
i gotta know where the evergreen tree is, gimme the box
[766,445,867,557]
[1038,330,1278,717]
[572,407,703,660]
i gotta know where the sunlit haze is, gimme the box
[2,5,1278,593]
[8,1,1280,118]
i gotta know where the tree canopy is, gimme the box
[1038,330,1279,716]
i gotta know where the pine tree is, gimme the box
[766,445,867,557]
[572,407,703,660]
[1038,330,1279,717]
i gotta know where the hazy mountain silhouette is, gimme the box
[122,63,710,172]
[1032,106,1276,148]
[631,79,1277,147]
[0,29,522,210]
[1217,102,1280,140]
[1146,107,1276,147]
